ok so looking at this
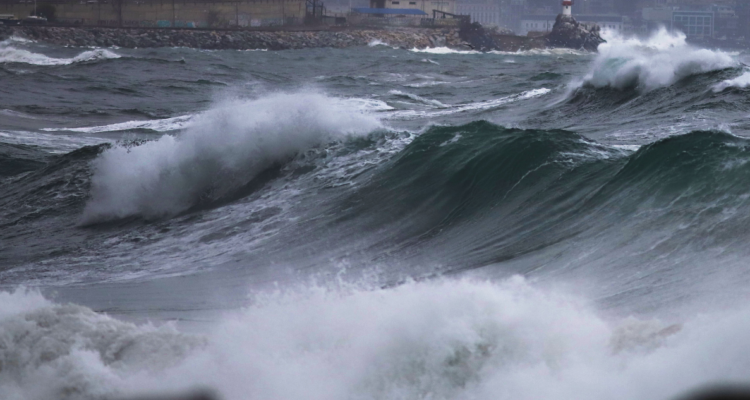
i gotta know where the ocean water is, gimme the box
[2,29,750,400]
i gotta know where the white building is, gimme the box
[372,0,455,15]
[641,7,715,39]
[519,14,624,35]
[456,2,500,26]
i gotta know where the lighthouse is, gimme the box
[562,0,573,16]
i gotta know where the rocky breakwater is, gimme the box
[458,15,604,53]
[546,14,605,51]
[459,22,545,52]
[0,25,467,51]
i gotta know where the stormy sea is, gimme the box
[2,28,750,400]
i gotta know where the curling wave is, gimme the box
[575,28,737,92]
[81,92,381,223]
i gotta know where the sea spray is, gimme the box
[2,279,750,400]
[0,288,204,400]
[81,92,381,222]
[574,28,737,92]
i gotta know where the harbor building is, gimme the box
[0,0,308,28]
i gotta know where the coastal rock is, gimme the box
[3,26,468,51]
[459,21,544,52]
[2,23,599,53]
[546,14,605,51]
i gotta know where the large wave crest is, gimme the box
[576,28,737,91]
[81,92,381,223]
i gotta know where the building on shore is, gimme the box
[519,13,624,35]
[737,0,750,40]
[641,5,715,39]
[456,1,500,27]
[369,0,456,16]
[0,0,308,28]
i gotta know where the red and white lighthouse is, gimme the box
[562,0,573,16]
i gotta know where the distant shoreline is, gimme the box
[1,25,470,51]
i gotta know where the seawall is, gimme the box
[1,26,468,50]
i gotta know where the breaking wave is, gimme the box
[0,40,120,66]
[712,70,750,92]
[2,279,750,400]
[0,288,204,400]
[575,28,737,91]
[81,92,381,222]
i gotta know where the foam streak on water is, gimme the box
[0,39,120,65]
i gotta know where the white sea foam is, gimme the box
[81,92,382,222]
[388,89,448,108]
[409,47,481,55]
[368,39,390,47]
[341,97,395,112]
[2,278,750,400]
[0,288,204,400]
[575,28,738,91]
[712,71,750,92]
[489,48,588,56]
[1,36,35,45]
[0,40,120,66]
[43,115,194,133]
[0,130,106,152]
[386,88,551,120]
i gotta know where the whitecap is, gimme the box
[81,92,382,222]
[0,43,120,66]
[573,28,738,92]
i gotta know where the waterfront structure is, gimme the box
[370,0,455,15]
[562,0,572,16]
[672,10,713,38]
[519,13,623,35]
[738,0,750,39]
[641,6,715,39]
[0,0,307,28]
[455,1,499,27]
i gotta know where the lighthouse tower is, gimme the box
[562,0,573,16]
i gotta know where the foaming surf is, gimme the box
[42,115,194,134]
[0,39,120,66]
[489,48,588,56]
[81,91,382,223]
[368,39,395,48]
[712,70,750,92]
[385,88,551,120]
[389,89,448,108]
[2,278,750,400]
[409,47,481,55]
[572,28,737,92]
